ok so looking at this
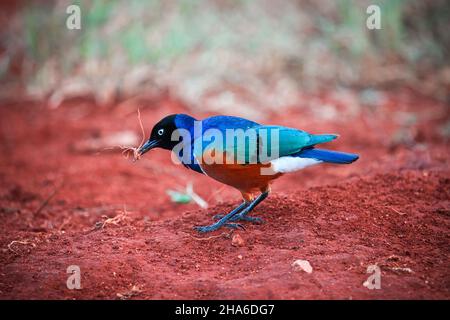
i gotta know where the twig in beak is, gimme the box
[119,108,146,161]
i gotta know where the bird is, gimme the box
[137,114,359,233]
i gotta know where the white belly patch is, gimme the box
[270,157,322,173]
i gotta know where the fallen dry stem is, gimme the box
[100,206,130,229]
[189,230,234,241]
[389,206,406,216]
[34,182,64,216]
[7,240,36,254]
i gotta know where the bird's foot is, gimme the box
[213,213,263,223]
[194,222,244,233]
[235,215,263,223]
[224,223,245,230]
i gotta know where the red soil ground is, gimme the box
[0,89,449,299]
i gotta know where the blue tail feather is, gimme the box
[296,148,359,164]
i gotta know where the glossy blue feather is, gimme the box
[172,114,358,172]
[295,148,359,164]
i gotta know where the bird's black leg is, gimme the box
[229,191,269,223]
[212,202,247,220]
[194,202,247,233]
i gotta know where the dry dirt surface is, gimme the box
[0,89,449,299]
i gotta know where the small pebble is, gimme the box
[292,259,313,273]
[231,234,245,247]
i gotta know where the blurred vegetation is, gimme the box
[1,0,449,108]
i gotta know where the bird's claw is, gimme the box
[237,215,263,223]
[194,225,217,233]
[224,223,245,230]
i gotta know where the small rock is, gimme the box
[231,234,245,247]
[116,285,141,300]
[237,255,243,260]
[292,259,313,273]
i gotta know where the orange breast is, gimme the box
[197,151,282,194]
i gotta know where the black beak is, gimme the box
[137,139,159,156]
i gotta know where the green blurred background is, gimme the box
[1,0,449,109]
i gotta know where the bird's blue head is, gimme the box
[138,114,196,156]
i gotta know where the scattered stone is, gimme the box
[116,285,141,300]
[231,233,245,247]
[292,259,313,273]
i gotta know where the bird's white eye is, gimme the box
[158,128,164,136]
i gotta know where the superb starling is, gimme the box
[137,114,359,232]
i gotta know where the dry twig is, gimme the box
[34,182,64,216]
[189,230,234,241]
[7,240,36,254]
[104,108,146,161]
[99,206,130,229]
